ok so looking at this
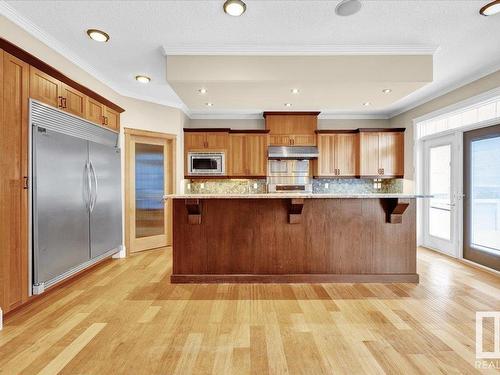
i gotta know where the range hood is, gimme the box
[268,146,319,160]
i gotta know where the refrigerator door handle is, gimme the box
[85,161,92,211]
[89,161,98,212]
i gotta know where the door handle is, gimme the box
[89,161,98,212]
[85,161,92,211]
[58,96,63,108]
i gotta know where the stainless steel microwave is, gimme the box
[188,152,225,176]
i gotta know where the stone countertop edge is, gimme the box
[165,193,432,199]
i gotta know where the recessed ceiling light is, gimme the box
[284,103,292,107]
[135,75,151,83]
[198,88,207,94]
[291,88,300,94]
[382,89,392,94]
[480,0,500,16]
[223,0,246,16]
[206,102,214,107]
[335,0,362,16]
[86,29,110,43]
[362,102,371,106]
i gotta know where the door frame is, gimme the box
[124,128,176,256]
[421,133,461,257]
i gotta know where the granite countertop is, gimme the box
[165,193,431,199]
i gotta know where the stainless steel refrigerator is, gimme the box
[30,100,122,294]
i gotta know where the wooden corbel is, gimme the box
[288,198,305,224]
[185,199,202,224]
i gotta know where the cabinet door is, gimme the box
[269,134,291,146]
[86,97,104,125]
[206,132,228,149]
[61,83,86,118]
[291,134,316,146]
[185,132,207,150]
[379,132,404,176]
[104,106,120,131]
[245,134,268,176]
[317,135,336,176]
[359,132,380,176]
[0,51,29,313]
[228,134,246,176]
[335,134,358,176]
[29,66,62,108]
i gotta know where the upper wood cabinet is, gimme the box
[228,133,268,177]
[0,50,29,313]
[61,83,86,118]
[316,133,358,177]
[265,112,319,146]
[29,66,122,131]
[30,66,63,109]
[184,131,229,151]
[359,130,404,177]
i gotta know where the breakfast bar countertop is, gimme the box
[165,193,430,199]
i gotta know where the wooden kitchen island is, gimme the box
[170,194,422,283]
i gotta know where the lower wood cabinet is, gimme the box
[0,50,29,313]
[229,133,268,177]
[317,133,358,177]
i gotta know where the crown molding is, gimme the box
[0,1,188,113]
[388,61,500,119]
[163,43,439,56]
[319,113,390,120]
[187,110,390,121]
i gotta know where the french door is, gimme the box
[422,134,459,256]
[463,124,500,270]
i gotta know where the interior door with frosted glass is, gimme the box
[463,125,500,270]
[423,134,457,256]
[128,135,171,253]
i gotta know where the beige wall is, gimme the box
[390,69,500,183]
[187,118,390,130]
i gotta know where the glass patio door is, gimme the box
[422,134,458,256]
[463,124,500,270]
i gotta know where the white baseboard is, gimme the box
[112,245,126,259]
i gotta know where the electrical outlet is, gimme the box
[324,183,329,189]
[253,183,258,190]
[200,183,205,189]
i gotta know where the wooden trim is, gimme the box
[358,128,406,132]
[263,111,321,118]
[359,175,404,179]
[124,127,177,140]
[315,129,359,134]
[183,128,230,132]
[228,129,270,134]
[313,175,361,179]
[4,256,113,320]
[0,37,124,114]
[171,273,419,283]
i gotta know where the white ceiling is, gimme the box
[2,0,500,119]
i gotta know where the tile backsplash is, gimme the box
[184,178,403,194]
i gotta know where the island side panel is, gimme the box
[172,198,417,282]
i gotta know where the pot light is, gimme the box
[362,102,371,106]
[86,29,110,43]
[335,0,362,16]
[291,88,300,94]
[480,0,500,15]
[198,88,207,94]
[223,0,246,16]
[382,89,392,94]
[135,75,151,83]
[206,102,214,107]
[284,103,292,107]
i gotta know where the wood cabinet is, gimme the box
[184,131,229,151]
[0,50,29,314]
[229,133,268,176]
[29,66,63,109]
[30,67,121,131]
[265,112,319,146]
[359,130,404,177]
[317,133,358,177]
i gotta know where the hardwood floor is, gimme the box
[1,247,499,374]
